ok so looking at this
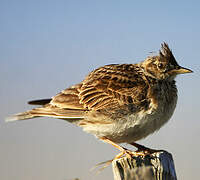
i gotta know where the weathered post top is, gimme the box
[112,151,177,180]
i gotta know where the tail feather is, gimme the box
[28,99,52,105]
[6,111,37,122]
[6,105,85,122]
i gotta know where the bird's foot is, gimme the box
[91,148,137,173]
[100,137,136,159]
[130,142,163,155]
[114,148,132,159]
[93,138,156,173]
[114,147,148,159]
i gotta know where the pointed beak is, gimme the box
[170,66,193,75]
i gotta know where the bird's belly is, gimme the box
[82,98,177,143]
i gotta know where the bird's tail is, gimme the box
[6,105,85,122]
[6,111,36,122]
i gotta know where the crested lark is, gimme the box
[7,43,192,157]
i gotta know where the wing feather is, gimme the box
[7,64,149,122]
[31,64,149,117]
[78,64,149,111]
[50,84,84,109]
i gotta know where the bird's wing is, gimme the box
[7,64,149,122]
[6,84,86,122]
[48,64,149,119]
[78,64,149,112]
[50,83,84,109]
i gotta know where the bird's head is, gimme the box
[141,42,193,80]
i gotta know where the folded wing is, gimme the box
[7,64,149,122]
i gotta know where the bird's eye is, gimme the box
[158,63,163,69]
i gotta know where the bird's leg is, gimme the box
[100,137,140,159]
[130,142,163,154]
[92,138,149,172]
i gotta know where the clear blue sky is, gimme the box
[1,1,199,180]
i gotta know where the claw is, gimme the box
[130,142,163,155]
[93,138,153,172]
[90,159,113,174]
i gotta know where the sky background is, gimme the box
[0,0,200,180]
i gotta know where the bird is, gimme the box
[7,42,192,158]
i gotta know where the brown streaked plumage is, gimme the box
[7,42,192,158]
